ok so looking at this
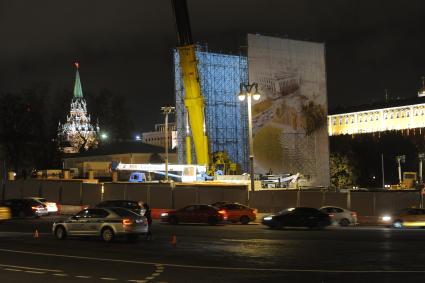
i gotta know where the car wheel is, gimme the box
[207,216,218,226]
[55,226,67,240]
[339,218,350,227]
[169,215,179,225]
[101,227,115,243]
[392,220,403,229]
[240,216,250,225]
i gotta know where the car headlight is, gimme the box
[382,216,391,222]
[161,212,168,217]
[263,216,273,221]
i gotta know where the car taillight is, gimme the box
[218,210,226,215]
[253,209,258,214]
[351,212,357,217]
[31,206,38,210]
[122,218,133,226]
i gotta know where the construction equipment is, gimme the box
[172,0,209,166]
[390,172,417,190]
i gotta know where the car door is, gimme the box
[197,205,213,222]
[179,205,196,223]
[66,210,88,234]
[84,209,110,235]
[223,204,239,222]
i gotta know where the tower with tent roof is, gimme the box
[58,63,99,153]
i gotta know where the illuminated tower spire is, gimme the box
[73,62,83,98]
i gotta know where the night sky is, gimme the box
[1,0,425,133]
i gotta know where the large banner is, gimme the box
[248,34,329,187]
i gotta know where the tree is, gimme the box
[301,101,326,135]
[330,152,357,189]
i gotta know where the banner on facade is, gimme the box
[248,34,330,187]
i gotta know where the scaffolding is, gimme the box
[174,46,249,172]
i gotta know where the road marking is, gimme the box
[0,263,61,272]
[52,273,68,276]
[128,280,147,283]
[3,248,425,273]
[145,276,155,280]
[152,272,161,276]
[100,277,117,281]
[75,275,92,279]
[24,270,45,274]
[4,268,22,272]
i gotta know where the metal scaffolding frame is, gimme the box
[174,46,249,172]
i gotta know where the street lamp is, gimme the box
[395,155,406,184]
[100,133,108,140]
[161,106,175,182]
[238,83,261,192]
[418,153,425,184]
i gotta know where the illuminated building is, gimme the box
[142,122,177,149]
[58,63,99,153]
[328,88,425,136]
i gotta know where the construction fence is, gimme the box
[0,180,423,216]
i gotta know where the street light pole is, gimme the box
[238,83,261,193]
[161,106,175,182]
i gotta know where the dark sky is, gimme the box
[1,0,425,133]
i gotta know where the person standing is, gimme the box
[143,202,152,240]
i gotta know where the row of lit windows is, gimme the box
[332,108,425,125]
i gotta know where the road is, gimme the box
[1,217,425,282]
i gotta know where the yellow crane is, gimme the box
[171,0,209,166]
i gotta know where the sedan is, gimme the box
[161,204,227,225]
[380,208,425,228]
[319,206,357,226]
[262,207,331,230]
[26,197,58,214]
[3,199,48,218]
[212,202,256,224]
[52,207,148,242]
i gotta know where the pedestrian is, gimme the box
[143,202,152,240]
[138,200,146,216]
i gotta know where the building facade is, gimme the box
[142,122,177,149]
[58,63,99,153]
[328,98,425,136]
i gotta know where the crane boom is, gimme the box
[171,0,209,166]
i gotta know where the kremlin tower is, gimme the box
[58,63,99,153]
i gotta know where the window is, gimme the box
[339,118,342,125]
[345,117,348,124]
[384,113,388,119]
[333,119,336,125]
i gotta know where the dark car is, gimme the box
[3,199,48,218]
[96,200,143,215]
[262,207,331,230]
[161,204,227,225]
[212,202,257,224]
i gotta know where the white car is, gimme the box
[319,206,357,226]
[26,197,58,214]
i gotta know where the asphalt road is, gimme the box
[1,217,425,282]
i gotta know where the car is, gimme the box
[96,200,143,215]
[262,207,331,230]
[161,204,227,225]
[211,202,256,224]
[319,206,357,226]
[380,208,425,228]
[26,197,58,214]
[0,206,11,220]
[52,207,148,242]
[2,199,48,218]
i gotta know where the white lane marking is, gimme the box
[128,280,147,283]
[145,277,155,280]
[52,273,68,276]
[100,278,117,281]
[0,263,61,272]
[4,268,22,272]
[152,272,161,276]
[1,248,425,273]
[75,275,92,279]
[24,270,45,274]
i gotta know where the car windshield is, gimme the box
[110,207,140,217]
[277,208,295,215]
